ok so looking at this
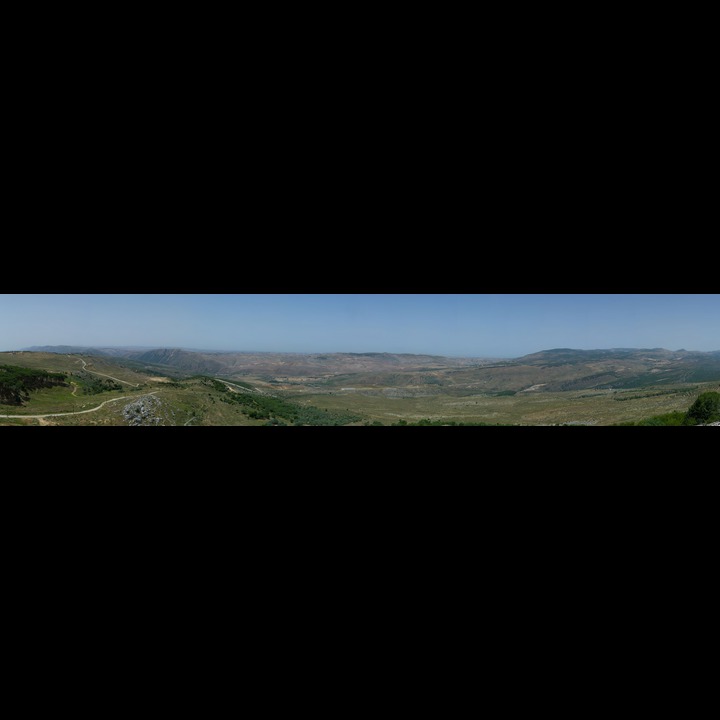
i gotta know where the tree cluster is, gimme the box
[213,382,361,425]
[73,372,123,395]
[0,365,68,406]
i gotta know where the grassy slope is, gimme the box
[0,353,257,425]
[51,378,267,426]
[0,352,148,384]
[0,354,350,426]
[291,383,720,425]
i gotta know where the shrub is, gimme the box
[685,392,720,425]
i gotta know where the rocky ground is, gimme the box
[123,394,163,426]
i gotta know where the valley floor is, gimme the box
[289,383,720,426]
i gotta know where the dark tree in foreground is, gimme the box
[685,392,720,425]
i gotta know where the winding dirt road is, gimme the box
[216,379,263,395]
[76,358,140,387]
[0,392,160,420]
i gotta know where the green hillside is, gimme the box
[0,353,364,426]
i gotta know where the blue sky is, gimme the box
[0,294,718,358]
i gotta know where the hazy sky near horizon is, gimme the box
[0,294,718,358]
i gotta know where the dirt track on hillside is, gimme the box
[0,392,160,420]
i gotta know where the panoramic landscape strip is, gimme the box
[1,346,719,426]
[1,294,718,426]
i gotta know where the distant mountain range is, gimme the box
[21,345,720,390]
[22,345,487,376]
[441,347,720,392]
[24,345,160,357]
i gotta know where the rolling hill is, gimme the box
[470,348,720,390]
[22,346,489,378]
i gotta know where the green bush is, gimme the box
[685,392,720,425]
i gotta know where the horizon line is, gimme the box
[7,344,720,359]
